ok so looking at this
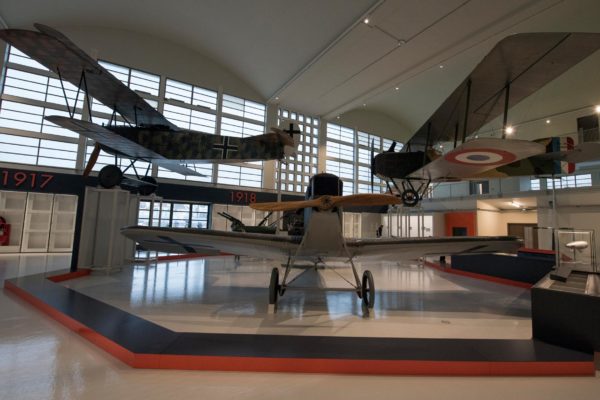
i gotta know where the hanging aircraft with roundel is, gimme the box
[0,24,302,194]
[371,32,600,206]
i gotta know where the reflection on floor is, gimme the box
[2,253,599,399]
[61,256,531,339]
[0,253,71,282]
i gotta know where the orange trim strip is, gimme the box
[47,268,92,282]
[518,247,556,255]
[424,261,532,289]
[4,279,594,376]
[4,280,136,366]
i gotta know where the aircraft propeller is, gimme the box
[250,193,401,212]
[83,143,101,178]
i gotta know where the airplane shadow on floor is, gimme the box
[197,267,531,319]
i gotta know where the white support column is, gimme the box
[262,102,279,190]
[317,119,328,174]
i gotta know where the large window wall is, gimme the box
[0,47,82,169]
[530,174,593,191]
[325,123,392,195]
[138,200,209,228]
[276,108,319,193]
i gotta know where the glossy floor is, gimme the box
[62,257,532,339]
[1,254,600,400]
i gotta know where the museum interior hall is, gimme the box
[1,1,600,399]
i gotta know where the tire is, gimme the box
[269,267,279,305]
[98,165,123,188]
[138,176,158,196]
[361,270,375,309]
[401,189,419,207]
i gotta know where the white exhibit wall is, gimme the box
[476,209,538,236]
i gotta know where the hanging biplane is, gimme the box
[0,24,301,194]
[122,173,521,313]
[371,32,600,206]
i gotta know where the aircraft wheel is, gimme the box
[98,165,123,188]
[361,270,375,309]
[138,177,158,196]
[401,189,420,207]
[269,267,280,305]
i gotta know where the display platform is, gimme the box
[3,256,595,376]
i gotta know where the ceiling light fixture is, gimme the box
[595,105,600,113]
[397,40,406,46]
[362,103,366,107]
[505,126,514,135]
[363,17,370,24]
[439,64,444,69]
[395,87,399,91]
[546,119,550,124]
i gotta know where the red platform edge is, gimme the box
[424,261,533,289]
[3,275,593,376]
[47,268,92,282]
[518,247,556,255]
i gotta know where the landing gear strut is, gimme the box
[267,259,375,314]
[387,178,431,207]
[97,161,157,195]
[401,189,419,207]
[361,270,375,309]
[269,267,280,305]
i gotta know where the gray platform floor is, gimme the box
[1,254,599,400]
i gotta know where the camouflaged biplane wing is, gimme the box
[0,24,298,178]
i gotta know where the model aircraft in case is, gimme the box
[121,173,520,313]
[0,24,301,194]
[371,32,600,206]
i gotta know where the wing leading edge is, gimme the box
[121,226,301,260]
[122,225,520,262]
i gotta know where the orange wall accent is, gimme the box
[445,212,477,236]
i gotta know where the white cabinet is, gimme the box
[0,191,27,253]
[21,193,54,253]
[49,194,78,252]
[0,190,78,253]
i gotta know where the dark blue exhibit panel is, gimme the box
[532,273,600,353]
[451,253,554,285]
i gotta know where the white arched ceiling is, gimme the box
[1,0,599,142]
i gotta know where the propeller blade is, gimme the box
[250,198,322,212]
[330,193,401,208]
[387,141,397,152]
[83,143,101,178]
[250,193,401,212]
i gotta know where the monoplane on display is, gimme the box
[122,173,521,313]
[371,32,600,207]
[0,24,301,194]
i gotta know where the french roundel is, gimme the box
[444,148,517,166]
